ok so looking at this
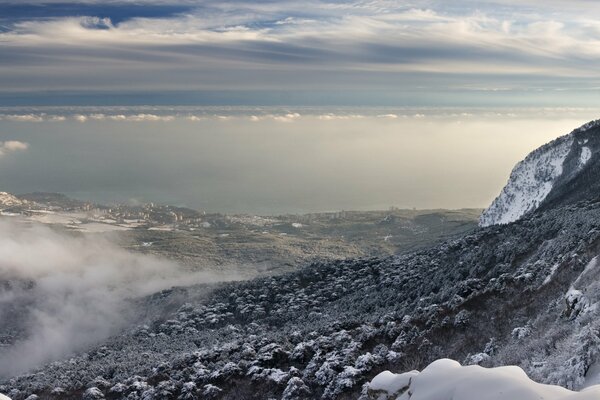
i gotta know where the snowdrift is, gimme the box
[367,359,600,400]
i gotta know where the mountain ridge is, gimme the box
[481,119,600,227]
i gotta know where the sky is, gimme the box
[2,0,600,105]
[1,1,600,213]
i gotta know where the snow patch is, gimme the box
[0,192,25,208]
[511,326,532,340]
[543,263,560,285]
[369,370,418,396]
[579,146,592,168]
[574,256,599,287]
[565,288,590,319]
[480,135,573,227]
[367,359,600,400]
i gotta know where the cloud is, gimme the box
[4,105,600,124]
[0,218,240,377]
[1,114,44,122]
[0,140,29,157]
[317,113,365,120]
[0,1,599,101]
[89,113,176,122]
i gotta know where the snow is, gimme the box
[24,210,84,225]
[370,370,418,395]
[73,222,131,233]
[148,225,174,231]
[480,135,573,227]
[511,326,531,340]
[368,359,600,400]
[0,394,10,400]
[565,289,590,318]
[267,368,289,384]
[584,361,600,389]
[566,288,585,303]
[465,352,491,365]
[2,210,135,232]
[543,263,560,285]
[0,192,24,208]
[574,256,599,287]
[579,146,592,168]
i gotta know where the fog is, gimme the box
[0,107,596,214]
[0,219,237,377]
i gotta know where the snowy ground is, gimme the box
[367,359,600,400]
[1,210,143,233]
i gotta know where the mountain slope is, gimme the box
[480,120,600,227]
[0,192,25,209]
[4,197,600,399]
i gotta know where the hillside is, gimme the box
[3,195,600,399]
[481,120,600,226]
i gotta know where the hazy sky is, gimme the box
[2,0,600,105]
[0,107,596,214]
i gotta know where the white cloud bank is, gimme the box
[0,141,28,158]
[0,218,238,377]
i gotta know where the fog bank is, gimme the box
[0,219,233,377]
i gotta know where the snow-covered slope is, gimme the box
[479,135,573,227]
[480,119,600,227]
[0,192,24,209]
[5,195,600,398]
[367,359,600,400]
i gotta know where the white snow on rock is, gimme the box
[479,135,573,227]
[369,370,418,396]
[0,394,11,400]
[0,191,24,208]
[564,288,591,319]
[579,146,592,168]
[367,359,600,400]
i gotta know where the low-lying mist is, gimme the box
[0,108,587,214]
[0,218,235,377]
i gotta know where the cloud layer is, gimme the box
[1,1,600,105]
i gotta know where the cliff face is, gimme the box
[480,120,600,227]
